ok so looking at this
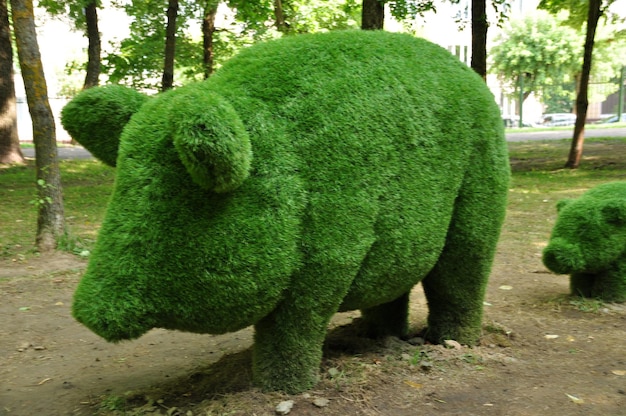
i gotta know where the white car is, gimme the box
[541,113,577,127]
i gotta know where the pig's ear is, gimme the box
[601,200,626,225]
[170,90,252,193]
[556,199,574,212]
[61,85,148,167]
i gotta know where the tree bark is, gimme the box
[566,0,602,169]
[11,0,65,251]
[83,1,101,89]
[274,0,287,32]
[361,0,384,30]
[471,0,488,81]
[162,0,178,91]
[202,1,218,79]
[0,0,24,165]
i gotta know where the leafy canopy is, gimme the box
[490,11,583,103]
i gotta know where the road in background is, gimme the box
[20,127,626,160]
[505,127,626,142]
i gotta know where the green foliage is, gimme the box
[38,0,98,30]
[490,11,582,104]
[101,0,207,90]
[539,0,619,28]
[286,0,361,32]
[98,0,363,90]
[543,181,626,302]
[66,31,509,393]
[60,84,148,166]
[29,179,53,208]
[387,0,436,20]
[543,81,576,113]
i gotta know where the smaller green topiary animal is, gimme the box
[543,181,626,302]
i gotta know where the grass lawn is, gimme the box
[1,137,625,259]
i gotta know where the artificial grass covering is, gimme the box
[543,181,626,302]
[62,30,510,393]
[61,85,148,167]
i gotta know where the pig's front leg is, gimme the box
[252,303,329,393]
[251,269,355,393]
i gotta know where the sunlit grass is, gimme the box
[0,158,114,257]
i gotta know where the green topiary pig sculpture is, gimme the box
[61,30,510,393]
[543,181,626,302]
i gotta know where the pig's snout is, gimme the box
[542,238,585,275]
[72,284,156,343]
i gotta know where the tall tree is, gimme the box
[10,0,66,251]
[471,0,487,80]
[39,0,102,89]
[162,0,179,91]
[83,1,101,88]
[274,0,288,32]
[540,0,617,168]
[490,12,583,104]
[0,0,24,165]
[202,1,219,78]
[566,0,602,168]
[361,0,384,29]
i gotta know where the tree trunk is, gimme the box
[361,0,384,30]
[11,0,65,252]
[565,0,601,169]
[162,0,178,91]
[0,0,24,165]
[83,1,101,89]
[274,0,287,32]
[202,1,218,79]
[471,0,487,81]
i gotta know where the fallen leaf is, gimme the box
[544,334,559,340]
[327,367,340,378]
[313,398,330,408]
[275,400,294,415]
[499,285,513,290]
[566,393,584,404]
[37,378,52,385]
[19,307,30,312]
[404,380,424,389]
[611,370,626,376]
[444,339,462,349]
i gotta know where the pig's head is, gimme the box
[543,193,626,275]
[63,84,304,342]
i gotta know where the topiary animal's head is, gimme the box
[543,183,626,275]
[61,84,252,193]
[61,85,149,167]
[70,84,281,342]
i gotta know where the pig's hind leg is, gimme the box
[358,292,410,338]
[421,147,508,345]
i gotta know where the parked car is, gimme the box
[502,115,537,128]
[596,113,626,124]
[541,113,577,127]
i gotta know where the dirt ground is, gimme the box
[1,207,625,415]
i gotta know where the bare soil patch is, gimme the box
[2,225,625,416]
